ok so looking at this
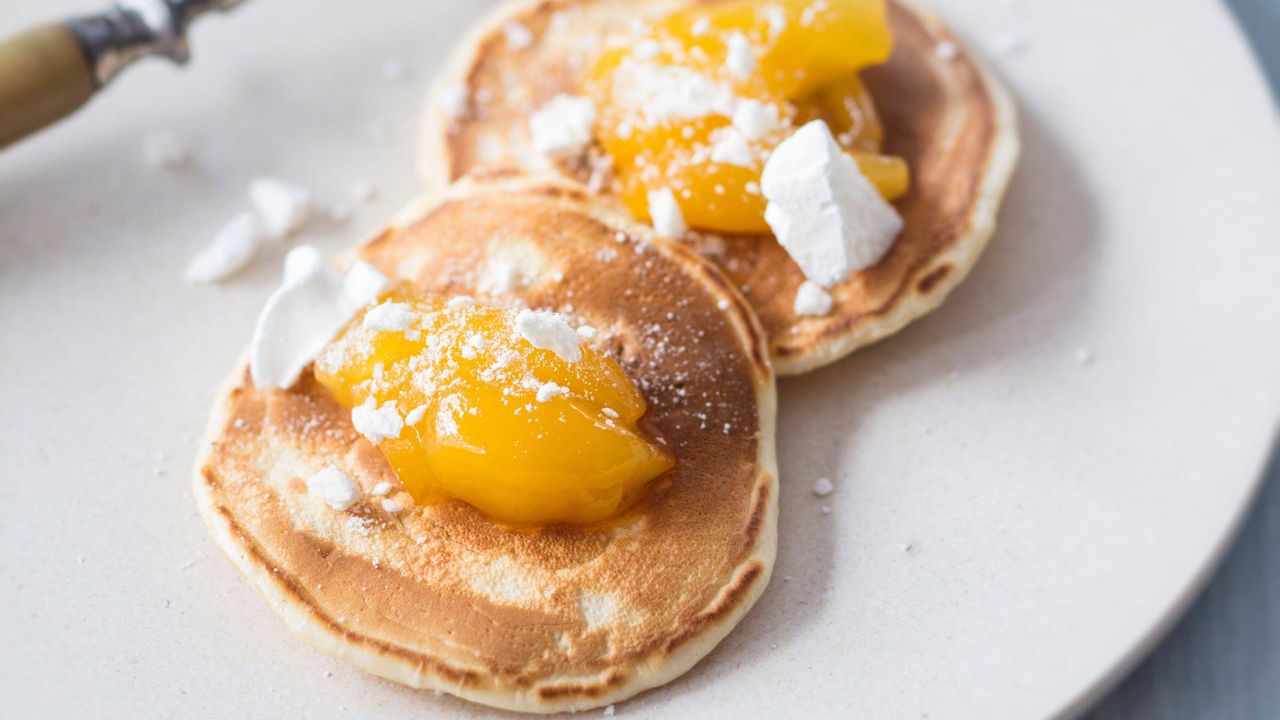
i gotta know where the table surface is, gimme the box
[1083,4,1280,718]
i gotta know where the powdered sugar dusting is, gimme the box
[313,224,760,495]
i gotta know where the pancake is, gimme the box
[418,0,1020,375]
[194,175,778,713]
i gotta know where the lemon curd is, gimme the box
[314,289,674,527]
[584,0,909,233]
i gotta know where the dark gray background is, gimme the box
[1082,2,1278,716]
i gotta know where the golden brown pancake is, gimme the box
[194,176,778,713]
[418,0,1020,374]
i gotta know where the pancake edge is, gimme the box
[775,28,1021,374]
[192,179,780,714]
[415,0,1021,377]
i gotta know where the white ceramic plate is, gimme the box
[1,1,1277,717]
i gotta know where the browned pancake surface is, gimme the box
[420,0,1019,374]
[196,178,777,713]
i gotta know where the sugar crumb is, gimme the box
[535,381,566,403]
[306,467,360,511]
[249,178,311,240]
[350,180,377,203]
[327,202,352,223]
[793,281,834,317]
[633,39,661,60]
[141,130,192,169]
[647,188,687,238]
[724,31,756,78]
[363,301,418,332]
[351,397,404,444]
[439,83,469,118]
[515,309,582,363]
[813,477,834,497]
[503,22,534,50]
[530,95,596,158]
[184,212,261,285]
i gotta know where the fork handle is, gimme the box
[0,23,96,149]
[0,1,249,150]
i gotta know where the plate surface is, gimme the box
[1,1,1277,717]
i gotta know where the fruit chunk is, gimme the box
[315,290,674,527]
[584,0,908,234]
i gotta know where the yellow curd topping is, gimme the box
[314,289,674,527]
[584,0,909,234]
